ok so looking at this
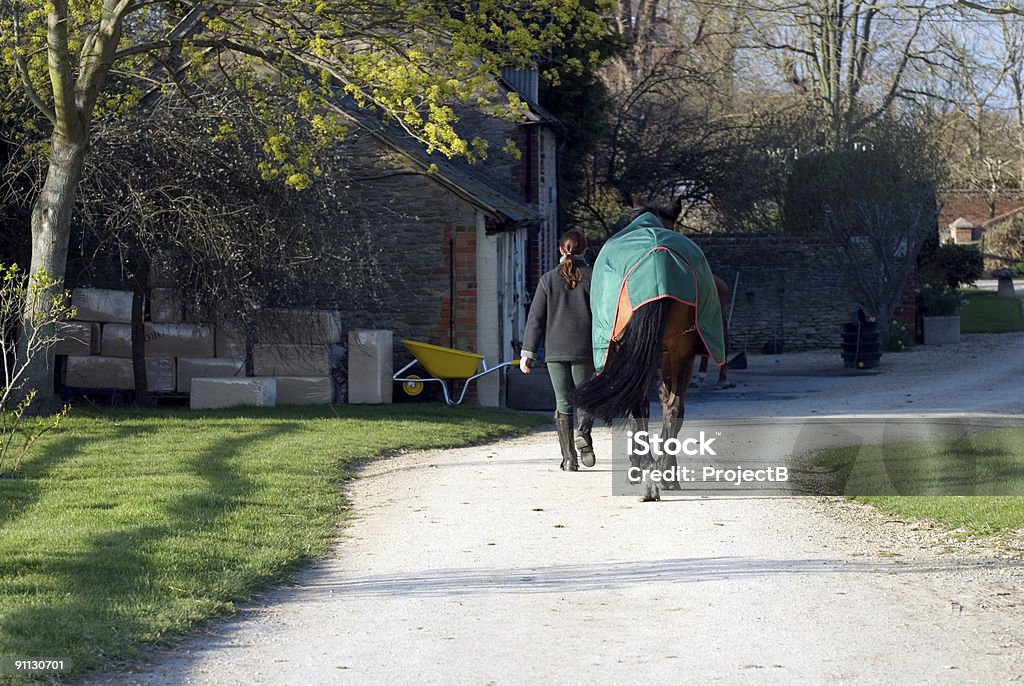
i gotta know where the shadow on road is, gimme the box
[301,556,1024,599]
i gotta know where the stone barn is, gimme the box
[325,68,561,406]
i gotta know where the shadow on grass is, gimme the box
[0,424,152,530]
[799,440,1024,497]
[881,443,1024,496]
[104,403,545,426]
[0,423,299,676]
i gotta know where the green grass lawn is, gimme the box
[960,290,1024,333]
[807,427,1024,535]
[0,404,544,682]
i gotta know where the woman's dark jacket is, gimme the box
[521,256,593,363]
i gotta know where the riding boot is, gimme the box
[555,411,579,471]
[575,409,596,468]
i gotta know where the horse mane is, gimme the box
[572,299,672,422]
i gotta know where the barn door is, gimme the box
[497,228,526,360]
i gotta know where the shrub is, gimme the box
[918,242,984,290]
[0,264,73,476]
[883,319,912,352]
[916,283,964,317]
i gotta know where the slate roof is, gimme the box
[324,93,542,230]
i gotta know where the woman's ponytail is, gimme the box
[556,230,587,289]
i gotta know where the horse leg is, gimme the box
[714,274,730,388]
[628,399,660,501]
[657,348,696,491]
[716,322,730,387]
[624,400,648,484]
[636,402,661,502]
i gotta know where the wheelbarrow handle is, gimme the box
[394,359,419,377]
[452,360,519,404]
[393,358,521,405]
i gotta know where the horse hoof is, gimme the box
[660,480,682,491]
[639,493,661,502]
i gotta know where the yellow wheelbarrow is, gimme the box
[394,340,519,405]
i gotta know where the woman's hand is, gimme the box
[519,358,531,374]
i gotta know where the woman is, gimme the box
[520,230,596,471]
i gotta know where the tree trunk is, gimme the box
[1015,85,1024,189]
[131,250,151,407]
[20,134,88,411]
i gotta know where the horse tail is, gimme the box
[572,298,672,422]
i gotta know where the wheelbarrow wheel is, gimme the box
[394,365,440,403]
[402,375,426,397]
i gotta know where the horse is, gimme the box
[572,209,726,502]
[696,274,732,388]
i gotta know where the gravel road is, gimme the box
[90,332,1024,685]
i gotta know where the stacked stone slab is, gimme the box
[190,378,277,410]
[57,288,340,408]
[59,288,138,392]
[100,322,215,358]
[248,308,339,406]
[273,376,333,405]
[54,321,100,356]
[176,358,246,394]
[65,356,176,392]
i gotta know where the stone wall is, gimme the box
[691,235,859,352]
[328,160,481,359]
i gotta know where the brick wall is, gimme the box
[59,106,540,406]
[438,221,479,355]
[939,190,1024,229]
[522,126,559,296]
[538,127,558,275]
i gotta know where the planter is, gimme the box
[997,277,1016,298]
[922,315,960,345]
[841,321,882,369]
